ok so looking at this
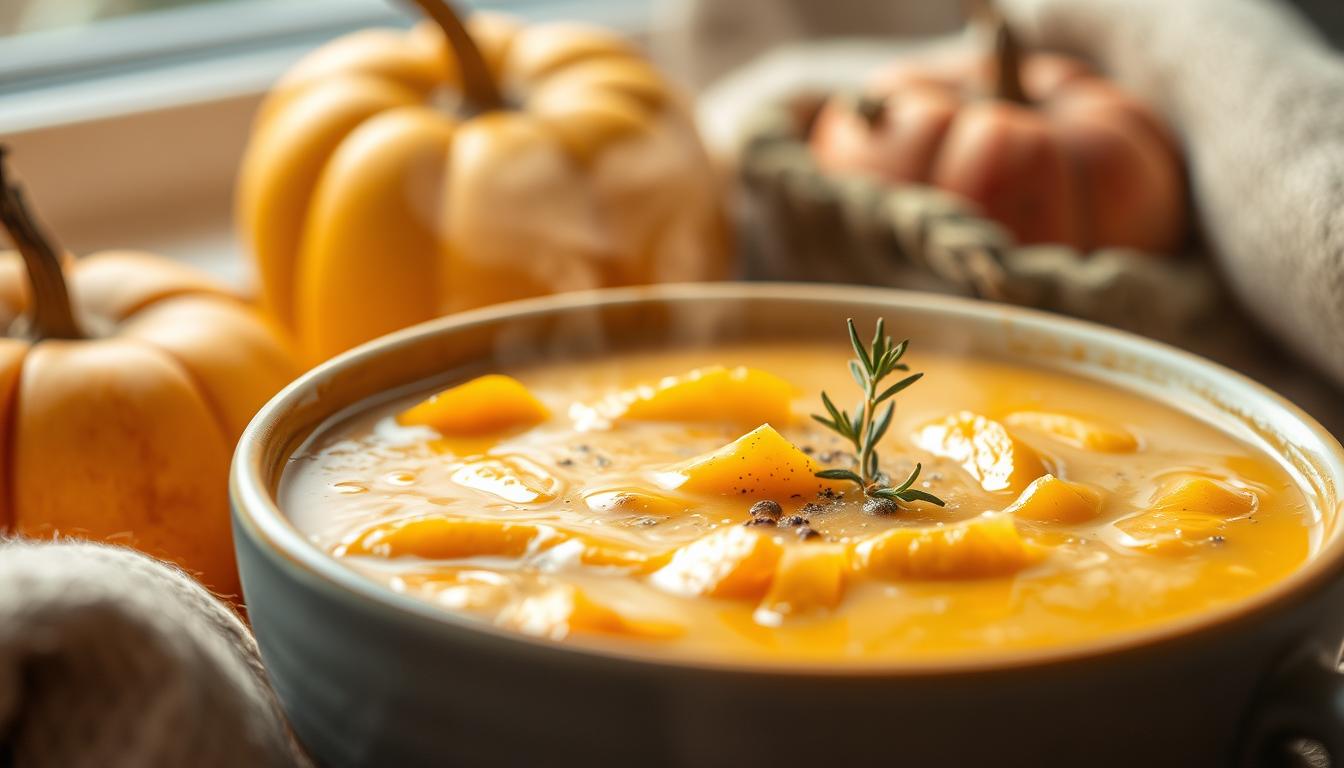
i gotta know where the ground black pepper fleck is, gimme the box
[800,502,824,516]
[863,497,900,516]
[781,515,807,527]
[749,500,782,520]
[743,517,776,528]
[796,525,821,540]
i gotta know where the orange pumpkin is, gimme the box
[0,151,297,598]
[238,0,728,364]
[810,17,1187,253]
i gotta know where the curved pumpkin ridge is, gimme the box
[296,106,454,363]
[441,112,608,313]
[118,293,298,442]
[269,28,446,111]
[11,338,238,597]
[503,22,636,87]
[238,75,422,332]
[931,101,1084,250]
[0,339,26,531]
[69,251,235,322]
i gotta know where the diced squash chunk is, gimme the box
[616,366,793,426]
[757,544,848,618]
[650,525,783,600]
[1115,510,1227,555]
[339,516,549,559]
[398,374,549,436]
[450,454,561,503]
[1006,474,1103,524]
[1116,477,1255,555]
[656,424,841,499]
[501,585,681,640]
[576,541,661,570]
[914,411,1046,493]
[1152,476,1256,518]
[852,513,1039,580]
[394,568,518,613]
[1005,411,1138,453]
[338,514,652,568]
[583,489,685,517]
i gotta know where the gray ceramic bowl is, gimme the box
[231,284,1344,767]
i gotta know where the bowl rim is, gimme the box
[231,282,1344,678]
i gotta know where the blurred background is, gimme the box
[0,0,1338,283]
[2,0,1344,423]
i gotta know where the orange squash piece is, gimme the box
[449,454,561,503]
[657,424,842,499]
[399,374,550,436]
[650,525,783,600]
[338,513,652,568]
[757,544,848,619]
[914,411,1046,493]
[340,516,547,559]
[1006,474,1103,524]
[1117,477,1255,555]
[502,585,681,640]
[616,366,793,426]
[1006,411,1138,453]
[852,513,1039,580]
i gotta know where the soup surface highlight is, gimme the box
[281,343,1317,664]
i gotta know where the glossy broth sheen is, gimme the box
[282,344,1318,664]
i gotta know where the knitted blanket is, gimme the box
[0,540,305,767]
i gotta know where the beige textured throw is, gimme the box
[995,0,1344,390]
[0,539,305,767]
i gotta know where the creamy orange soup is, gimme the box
[282,343,1318,664]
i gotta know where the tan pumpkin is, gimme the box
[238,0,728,364]
[0,152,297,598]
[810,17,1187,253]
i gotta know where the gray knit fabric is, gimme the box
[0,539,306,767]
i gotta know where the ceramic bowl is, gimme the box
[231,284,1344,767]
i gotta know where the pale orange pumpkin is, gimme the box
[0,151,297,598]
[238,0,728,364]
[810,18,1187,253]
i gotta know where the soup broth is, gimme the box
[281,342,1317,664]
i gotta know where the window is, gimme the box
[0,1,654,103]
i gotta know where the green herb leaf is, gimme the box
[876,373,923,404]
[847,318,872,374]
[849,360,867,391]
[816,468,863,484]
[895,488,946,506]
[810,318,945,509]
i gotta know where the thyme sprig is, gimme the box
[812,318,945,507]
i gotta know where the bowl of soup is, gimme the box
[231,284,1344,767]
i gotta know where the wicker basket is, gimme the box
[736,91,1225,345]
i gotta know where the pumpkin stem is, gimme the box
[853,94,888,130]
[0,147,84,341]
[409,0,503,112]
[990,17,1029,104]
